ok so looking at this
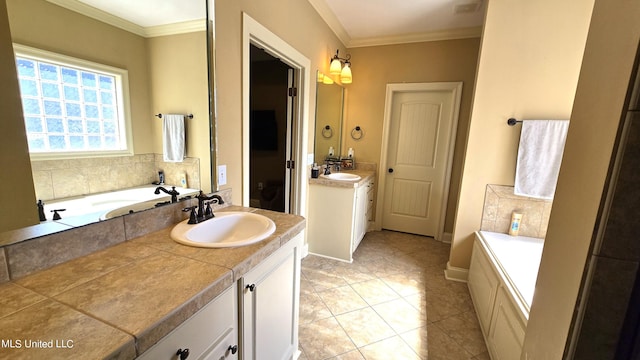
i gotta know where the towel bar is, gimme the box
[507,118,522,126]
[155,113,194,119]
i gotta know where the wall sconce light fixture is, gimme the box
[329,49,353,84]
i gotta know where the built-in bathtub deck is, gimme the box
[476,230,544,315]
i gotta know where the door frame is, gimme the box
[242,13,310,217]
[375,82,462,241]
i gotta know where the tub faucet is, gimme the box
[154,186,180,203]
[196,191,225,221]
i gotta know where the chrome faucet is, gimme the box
[154,186,180,203]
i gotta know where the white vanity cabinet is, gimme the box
[138,284,239,360]
[468,235,527,360]
[240,232,303,360]
[308,179,372,262]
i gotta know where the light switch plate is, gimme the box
[217,165,227,186]
[307,153,314,165]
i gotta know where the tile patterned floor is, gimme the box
[298,230,490,360]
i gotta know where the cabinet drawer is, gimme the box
[138,285,237,360]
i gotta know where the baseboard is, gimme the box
[444,261,468,283]
[307,251,352,264]
[441,232,452,244]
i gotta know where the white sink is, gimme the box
[170,211,276,248]
[320,173,361,181]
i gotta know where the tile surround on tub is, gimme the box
[32,153,201,201]
[481,184,552,238]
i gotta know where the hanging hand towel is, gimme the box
[162,114,186,162]
[514,120,570,199]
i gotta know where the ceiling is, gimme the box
[309,0,485,47]
[47,0,485,46]
[46,0,205,37]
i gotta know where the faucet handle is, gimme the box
[182,206,198,224]
[51,209,66,220]
[204,201,214,219]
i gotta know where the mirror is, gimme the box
[314,71,344,163]
[2,0,216,236]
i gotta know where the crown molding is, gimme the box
[144,20,206,38]
[45,0,204,38]
[348,26,483,48]
[307,0,350,47]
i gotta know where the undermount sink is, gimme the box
[321,173,361,181]
[170,211,276,248]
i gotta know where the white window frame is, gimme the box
[13,43,134,160]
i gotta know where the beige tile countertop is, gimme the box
[0,206,305,359]
[308,170,375,188]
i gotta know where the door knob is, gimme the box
[228,345,238,355]
[388,168,394,173]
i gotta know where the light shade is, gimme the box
[329,58,342,75]
[322,75,334,84]
[340,63,352,84]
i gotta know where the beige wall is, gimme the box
[0,0,38,231]
[449,0,594,270]
[523,0,640,357]
[215,0,346,205]
[7,0,154,154]
[345,39,480,234]
[148,32,211,192]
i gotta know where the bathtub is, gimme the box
[42,185,200,225]
[468,230,544,359]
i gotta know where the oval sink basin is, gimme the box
[321,173,361,181]
[170,211,276,248]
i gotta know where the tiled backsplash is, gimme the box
[32,154,200,201]
[481,184,553,238]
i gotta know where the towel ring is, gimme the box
[321,125,333,139]
[351,126,363,140]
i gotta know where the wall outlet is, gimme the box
[217,165,227,186]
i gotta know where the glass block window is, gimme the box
[13,44,132,158]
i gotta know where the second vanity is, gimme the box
[307,169,375,262]
[0,205,305,359]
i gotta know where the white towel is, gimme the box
[514,120,570,199]
[162,114,185,162]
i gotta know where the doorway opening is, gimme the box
[249,45,294,213]
[241,13,311,218]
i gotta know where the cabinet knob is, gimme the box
[246,283,256,292]
[176,348,190,360]
[388,168,394,173]
[228,345,238,355]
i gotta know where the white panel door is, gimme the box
[382,87,457,238]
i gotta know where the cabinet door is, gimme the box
[353,182,369,251]
[467,241,500,333]
[487,287,526,360]
[241,234,302,360]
